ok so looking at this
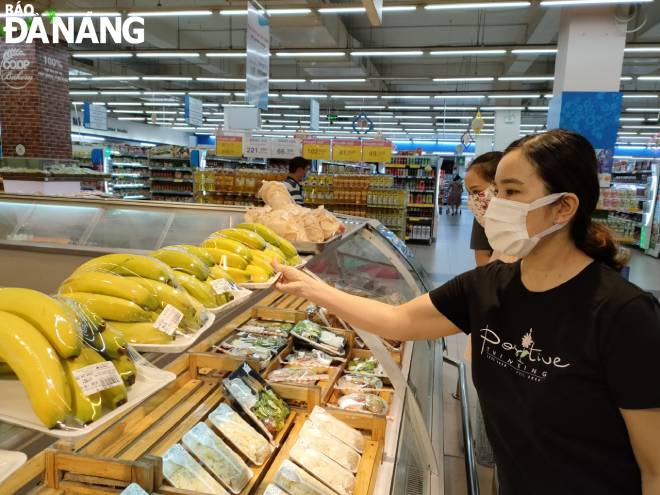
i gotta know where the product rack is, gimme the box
[108,154,152,200]
[385,155,442,244]
[596,158,659,249]
[149,156,195,203]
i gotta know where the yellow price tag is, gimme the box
[216,135,243,157]
[362,140,393,163]
[331,139,362,162]
[303,139,331,160]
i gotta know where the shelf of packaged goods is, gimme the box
[112,154,149,159]
[121,194,151,200]
[393,176,435,180]
[612,170,652,175]
[407,189,436,193]
[408,204,434,208]
[150,190,194,196]
[407,217,433,222]
[367,204,406,209]
[111,162,149,168]
[149,167,193,172]
[149,157,189,162]
[112,183,150,189]
[150,178,194,184]
[111,173,150,179]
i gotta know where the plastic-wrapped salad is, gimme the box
[337,393,388,415]
[347,356,385,376]
[254,389,290,433]
[291,320,345,356]
[336,374,383,394]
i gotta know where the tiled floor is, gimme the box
[410,208,660,495]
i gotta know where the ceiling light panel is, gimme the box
[498,76,554,81]
[433,77,494,82]
[430,49,506,56]
[311,79,367,83]
[276,52,345,57]
[424,2,531,9]
[133,10,213,16]
[351,51,424,57]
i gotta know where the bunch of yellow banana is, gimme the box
[201,224,301,284]
[0,289,139,428]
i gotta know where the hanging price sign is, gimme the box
[216,135,243,157]
[302,138,331,160]
[331,139,362,162]
[362,139,393,163]
[271,138,302,159]
[243,135,272,158]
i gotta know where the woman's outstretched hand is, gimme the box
[273,261,321,299]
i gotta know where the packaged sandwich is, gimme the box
[337,393,388,415]
[291,320,346,357]
[208,403,274,465]
[298,421,361,472]
[309,406,364,453]
[273,459,336,495]
[182,422,253,493]
[162,443,229,495]
[289,443,355,495]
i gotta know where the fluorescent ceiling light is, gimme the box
[202,103,220,107]
[622,94,658,98]
[271,79,307,83]
[70,91,99,95]
[433,106,479,110]
[388,105,431,110]
[528,106,549,110]
[382,95,431,99]
[435,94,485,99]
[71,52,133,58]
[144,92,186,96]
[382,5,418,11]
[281,94,327,98]
[498,76,554,81]
[311,79,367,83]
[117,117,145,121]
[112,110,146,114]
[541,0,652,6]
[638,76,660,81]
[625,108,660,112]
[262,113,282,117]
[207,52,246,58]
[520,124,545,127]
[276,52,345,57]
[196,77,245,82]
[402,122,434,126]
[511,48,557,54]
[136,52,200,58]
[424,2,530,9]
[269,104,301,108]
[433,77,494,82]
[623,125,660,129]
[219,10,247,15]
[69,77,88,81]
[624,47,660,53]
[143,103,180,106]
[394,115,433,119]
[481,106,526,110]
[345,105,386,109]
[351,51,424,57]
[488,94,541,98]
[57,12,120,17]
[107,102,143,106]
[430,49,506,56]
[100,91,142,95]
[619,117,646,121]
[330,95,379,98]
[188,92,232,96]
[621,77,634,81]
[143,76,193,81]
[90,76,139,81]
[318,7,366,13]
[133,10,213,16]
[268,8,312,14]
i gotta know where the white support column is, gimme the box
[494,110,521,151]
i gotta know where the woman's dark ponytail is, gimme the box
[504,130,628,271]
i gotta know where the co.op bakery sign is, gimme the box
[0,47,33,90]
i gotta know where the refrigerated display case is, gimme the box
[0,194,471,495]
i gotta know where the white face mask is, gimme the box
[484,193,567,258]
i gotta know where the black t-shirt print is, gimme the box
[429,261,660,495]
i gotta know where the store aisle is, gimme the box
[410,207,660,495]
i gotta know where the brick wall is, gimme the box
[0,41,72,159]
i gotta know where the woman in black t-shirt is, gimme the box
[274,130,660,495]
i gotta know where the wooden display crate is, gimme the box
[254,413,383,495]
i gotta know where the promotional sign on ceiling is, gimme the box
[332,139,362,162]
[362,139,393,163]
[246,0,270,111]
[216,135,243,157]
[83,103,108,131]
[184,96,203,127]
[302,139,332,160]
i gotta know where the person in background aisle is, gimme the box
[466,152,502,266]
[274,129,660,495]
[284,157,311,205]
[447,174,464,215]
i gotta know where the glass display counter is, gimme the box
[0,194,449,495]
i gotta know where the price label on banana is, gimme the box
[210,278,237,294]
[154,304,184,336]
[73,361,124,397]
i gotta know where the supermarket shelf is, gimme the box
[120,194,150,200]
[112,184,149,189]
[150,190,194,196]
[150,156,189,162]
[112,154,148,159]
[111,162,149,168]
[112,173,149,179]
[612,170,652,175]
[408,204,435,208]
[368,204,405,209]
[408,216,433,222]
[407,189,436,193]
[150,178,194,184]
[150,167,192,172]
